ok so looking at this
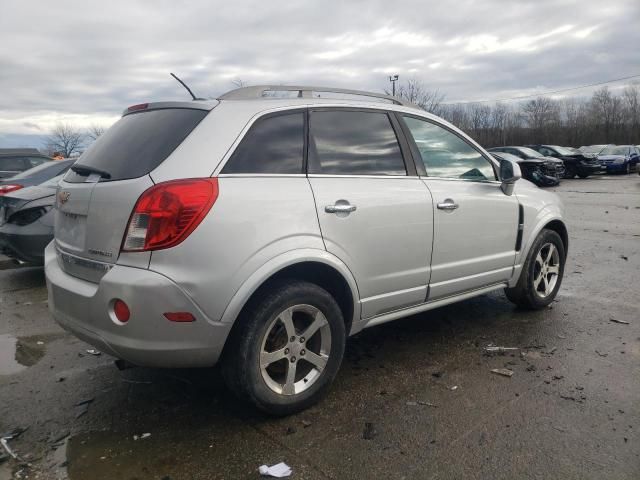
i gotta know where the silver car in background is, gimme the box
[46,86,567,415]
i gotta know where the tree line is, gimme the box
[392,79,640,148]
[46,79,640,158]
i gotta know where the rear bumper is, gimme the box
[44,242,231,368]
[0,222,51,264]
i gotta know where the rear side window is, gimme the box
[66,108,207,182]
[222,112,304,174]
[308,110,406,175]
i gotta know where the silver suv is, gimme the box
[45,85,567,415]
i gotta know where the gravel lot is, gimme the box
[1,175,638,480]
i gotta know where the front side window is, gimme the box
[402,116,496,181]
[308,110,406,175]
[222,112,304,174]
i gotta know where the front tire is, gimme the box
[222,281,346,416]
[505,229,565,309]
[563,164,577,179]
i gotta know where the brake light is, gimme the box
[122,178,219,252]
[127,103,149,112]
[0,184,23,196]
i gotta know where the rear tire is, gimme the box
[222,280,346,416]
[505,229,565,309]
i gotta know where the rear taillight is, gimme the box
[0,184,23,196]
[122,178,219,252]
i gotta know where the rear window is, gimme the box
[66,108,207,182]
[11,162,52,179]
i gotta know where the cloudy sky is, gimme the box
[1,0,638,147]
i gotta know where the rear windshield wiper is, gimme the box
[70,164,112,179]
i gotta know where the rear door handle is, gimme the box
[325,203,357,214]
[437,200,459,211]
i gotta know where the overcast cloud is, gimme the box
[0,0,638,145]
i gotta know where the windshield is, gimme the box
[551,146,576,155]
[516,147,544,158]
[600,146,628,156]
[579,145,606,154]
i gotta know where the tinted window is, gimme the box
[402,116,495,181]
[222,113,304,174]
[67,108,207,182]
[308,110,405,175]
[0,156,28,171]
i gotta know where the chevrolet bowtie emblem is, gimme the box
[58,191,71,205]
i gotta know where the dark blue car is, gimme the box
[598,145,640,174]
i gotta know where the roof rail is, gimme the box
[217,85,419,108]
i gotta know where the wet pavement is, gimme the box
[0,175,638,480]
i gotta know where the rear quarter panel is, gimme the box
[147,177,326,322]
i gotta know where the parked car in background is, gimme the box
[489,151,560,187]
[45,85,568,415]
[578,145,609,158]
[598,145,640,174]
[488,146,564,181]
[0,159,74,196]
[0,175,61,265]
[0,148,51,179]
[526,145,602,178]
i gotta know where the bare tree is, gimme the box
[86,124,106,141]
[389,78,446,115]
[45,123,85,157]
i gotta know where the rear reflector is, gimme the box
[122,178,219,252]
[163,312,195,322]
[127,103,149,112]
[0,184,23,196]
[113,299,130,322]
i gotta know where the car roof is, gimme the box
[0,148,48,157]
[124,85,427,119]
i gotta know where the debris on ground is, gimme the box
[595,350,608,357]
[75,400,93,419]
[431,371,443,378]
[490,368,514,378]
[301,420,312,428]
[258,462,292,478]
[75,398,94,407]
[619,255,628,261]
[85,349,101,356]
[406,400,436,407]
[483,346,519,355]
[544,347,557,355]
[450,385,459,391]
[609,318,630,325]
[362,422,377,440]
[0,437,18,460]
[133,433,151,441]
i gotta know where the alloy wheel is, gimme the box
[260,304,332,395]
[533,242,560,298]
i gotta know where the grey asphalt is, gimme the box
[0,175,638,480]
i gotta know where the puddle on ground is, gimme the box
[0,333,62,375]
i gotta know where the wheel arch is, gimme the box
[219,249,361,335]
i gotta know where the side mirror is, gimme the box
[499,158,521,196]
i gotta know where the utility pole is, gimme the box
[389,74,399,96]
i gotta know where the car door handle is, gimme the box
[437,200,459,211]
[325,203,357,214]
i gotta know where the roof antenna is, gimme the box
[170,72,204,101]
